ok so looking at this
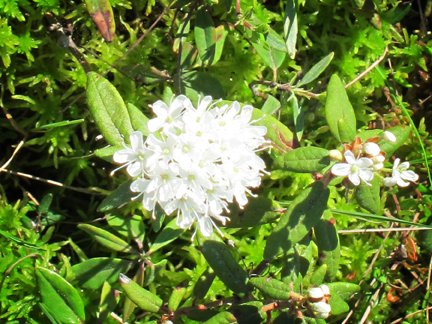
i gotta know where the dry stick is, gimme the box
[0,136,27,173]
[338,227,432,234]
[390,307,432,324]
[0,168,104,195]
[106,1,175,75]
[109,312,124,324]
[345,46,389,89]
[358,282,384,324]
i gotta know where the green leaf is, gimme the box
[310,264,328,286]
[314,215,340,281]
[328,292,350,315]
[39,303,60,324]
[37,119,84,129]
[97,180,134,212]
[298,52,334,86]
[148,218,184,254]
[261,94,280,115]
[193,267,216,299]
[377,125,411,155]
[98,282,120,324]
[168,284,187,311]
[152,205,166,233]
[200,235,251,296]
[87,72,134,146]
[85,0,116,42]
[266,28,288,53]
[337,118,356,143]
[203,311,237,324]
[36,267,85,324]
[119,273,163,312]
[252,38,286,71]
[175,71,224,104]
[195,8,215,66]
[123,262,145,322]
[95,145,123,159]
[264,181,330,260]
[127,103,150,136]
[252,108,294,154]
[72,257,131,289]
[292,95,304,141]
[39,193,53,214]
[249,277,291,299]
[227,197,281,228]
[78,224,137,254]
[355,177,380,214]
[325,74,356,143]
[326,282,360,300]
[283,0,297,58]
[107,214,145,243]
[228,301,266,324]
[274,147,330,173]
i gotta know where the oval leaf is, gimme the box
[310,264,328,286]
[328,292,350,315]
[72,257,131,289]
[168,285,187,311]
[249,277,291,299]
[227,197,282,228]
[314,216,340,281]
[78,224,136,254]
[252,38,286,70]
[119,273,162,312]
[203,311,237,324]
[87,72,134,146]
[326,282,361,300]
[378,125,411,155]
[354,176,380,214]
[274,147,330,173]
[85,0,115,42]
[194,8,216,66]
[36,267,85,324]
[325,74,356,143]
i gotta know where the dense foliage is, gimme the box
[1,0,432,323]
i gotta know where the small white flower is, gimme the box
[331,150,374,186]
[308,287,324,300]
[111,131,147,177]
[319,284,330,296]
[371,155,385,171]
[383,131,396,143]
[363,142,381,156]
[383,158,419,187]
[312,301,331,319]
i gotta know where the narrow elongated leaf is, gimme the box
[98,282,120,324]
[39,193,53,214]
[252,40,286,71]
[98,180,134,212]
[95,145,123,160]
[377,125,410,155]
[298,52,334,86]
[200,235,251,296]
[325,74,356,143]
[168,285,186,311]
[249,277,291,299]
[36,267,85,324]
[314,216,340,281]
[292,95,304,141]
[72,257,131,289]
[264,181,329,260]
[119,273,163,312]
[87,72,134,146]
[227,197,282,228]
[355,177,380,214]
[107,214,145,243]
[326,282,360,300]
[203,311,237,324]
[214,25,228,64]
[85,0,116,42]
[193,268,216,299]
[148,218,184,254]
[261,94,280,115]
[38,119,84,129]
[127,103,150,136]
[283,0,297,58]
[123,262,145,322]
[274,147,330,173]
[195,8,218,66]
[310,264,328,286]
[78,224,136,254]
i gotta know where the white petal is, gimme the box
[312,301,331,313]
[363,143,381,156]
[198,216,213,237]
[127,161,143,177]
[393,158,401,170]
[113,149,136,164]
[319,284,330,295]
[344,150,356,165]
[130,178,148,192]
[397,177,410,187]
[357,157,373,168]
[384,131,396,142]
[151,100,169,117]
[308,287,324,299]
[401,170,419,182]
[372,155,385,163]
[359,169,374,185]
[348,172,360,186]
[331,163,351,177]
[147,117,166,133]
[383,177,398,187]
[129,131,144,151]
[398,161,410,170]
[372,163,384,171]
[198,96,213,114]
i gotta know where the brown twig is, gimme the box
[345,46,389,89]
[0,136,27,173]
[390,307,432,324]
[0,84,28,137]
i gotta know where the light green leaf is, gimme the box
[107,214,145,243]
[377,125,411,155]
[328,292,350,315]
[95,145,123,160]
[195,8,216,66]
[98,282,120,324]
[283,0,297,58]
[127,103,149,136]
[123,262,145,322]
[249,277,291,299]
[292,95,304,141]
[203,312,237,324]
[168,285,186,311]
[355,177,380,214]
[274,147,330,173]
[310,264,328,286]
[298,52,334,86]
[37,119,84,129]
[119,273,163,312]
[252,39,286,71]
[36,267,85,324]
[261,94,280,115]
[325,74,356,143]
[326,282,360,300]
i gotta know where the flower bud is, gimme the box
[319,284,330,296]
[329,149,343,161]
[371,163,384,171]
[312,301,331,319]
[372,155,385,164]
[383,131,396,143]
[363,142,380,156]
[308,287,324,300]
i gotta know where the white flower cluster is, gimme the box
[307,284,331,319]
[112,95,269,239]
[330,131,419,187]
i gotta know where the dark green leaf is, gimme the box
[227,197,282,228]
[249,277,291,299]
[274,147,330,173]
[325,74,356,143]
[193,268,216,299]
[314,215,340,281]
[98,282,120,324]
[292,95,304,141]
[72,257,132,289]
[148,218,184,254]
[195,8,216,66]
[97,180,134,212]
[78,224,137,254]
[87,72,134,146]
[175,71,224,104]
[85,0,116,42]
[119,273,163,312]
[203,311,237,324]
[228,301,266,324]
[355,177,380,214]
[283,0,297,58]
[298,53,334,86]
[264,181,330,260]
[36,267,85,324]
